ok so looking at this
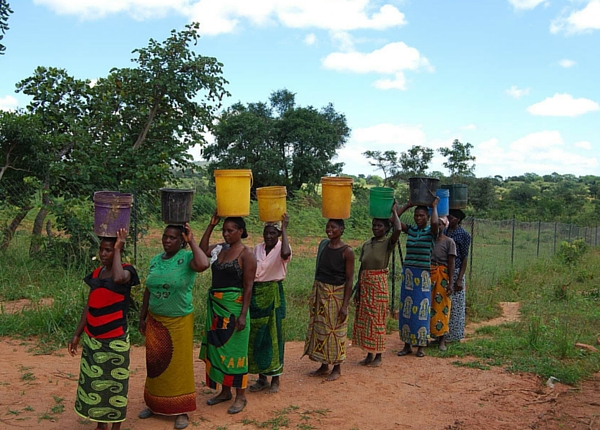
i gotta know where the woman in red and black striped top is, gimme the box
[68,228,140,430]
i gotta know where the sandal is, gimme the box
[138,408,154,419]
[416,350,425,357]
[174,414,189,429]
[248,380,270,392]
[397,349,412,356]
[207,394,233,406]
[227,399,247,414]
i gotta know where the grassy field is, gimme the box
[1,213,599,385]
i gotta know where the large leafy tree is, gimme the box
[5,23,229,254]
[204,89,350,192]
[0,0,11,55]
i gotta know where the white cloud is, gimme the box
[505,85,530,99]
[526,93,600,117]
[34,0,186,20]
[323,42,432,90]
[304,33,317,46]
[330,31,355,52]
[574,141,592,150]
[36,0,407,34]
[559,59,576,68]
[460,124,477,130]
[473,132,598,177]
[508,0,547,10]
[0,95,19,111]
[551,0,600,34]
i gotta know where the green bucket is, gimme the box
[441,184,468,209]
[369,187,395,218]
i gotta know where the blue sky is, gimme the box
[1,0,599,179]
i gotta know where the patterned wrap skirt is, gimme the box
[143,312,196,415]
[199,286,250,389]
[248,280,286,376]
[352,269,389,353]
[74,333,130,423]
[447,270,466,342]
[398,265,431,347]
[303,280,348,365]
[430,263,452,337]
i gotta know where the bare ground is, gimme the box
[1,300,599,430]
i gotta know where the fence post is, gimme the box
[536,219,541,257]
[554,222,558,254]
[596,224,598,247]
[568,224,572,242]
[511,215,515,266]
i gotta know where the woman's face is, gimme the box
[99,240,115,267]
[162,227,183,254]
[263,226,280,248]
[447,214,459,228]
[371,219,387,238]
[414,208,429,228]
[326,220,343,240]
[222,220,243,244]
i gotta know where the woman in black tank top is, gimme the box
[303,218,354,382]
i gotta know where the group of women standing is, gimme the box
[69,196,470,430]
[70,213,291,430]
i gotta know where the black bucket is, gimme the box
[441,184,468,209]
[409,177,439,206]
[160,189,194,224]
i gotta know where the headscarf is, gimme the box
[439,216,449,229]
[264,221,282,232]
[449,209,466,222]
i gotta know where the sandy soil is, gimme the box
[1,301,599,429]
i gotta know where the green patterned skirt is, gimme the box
[74,333,130,423]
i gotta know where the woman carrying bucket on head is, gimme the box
[247,213,292,394]
[396,196,439,358]
[68,229,140,430]
[138,223,210,429]
[303,218,354,381]
[353,203,401,367]
[430,216,456,351]
[199,213,256,415]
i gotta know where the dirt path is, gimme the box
[1,303,599,430]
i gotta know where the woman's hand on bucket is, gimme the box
[115,228,127,250]
[209,210,221,227]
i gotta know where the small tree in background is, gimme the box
[0,0,12,55]
[362,150,399,187]
[438,138,476,181]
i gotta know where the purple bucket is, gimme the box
[93,191,133,237]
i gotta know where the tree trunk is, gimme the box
[0,205,32,250]
[29,187,51,256]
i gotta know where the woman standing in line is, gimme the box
[138,224,209,430]
[396,198,439,358]
[199,214,256,414]
[430,216,456,351]
[248,214,291,394]
[303,218,354,381]
[69,229,140,430]
[445,209,471,343]
[353,205,401,367]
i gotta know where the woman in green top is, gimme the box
[138,223,209,430]
[353,204,401,367]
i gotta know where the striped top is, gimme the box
[404,225,435,269]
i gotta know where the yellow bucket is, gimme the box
[256,186,287,222]
[321,176,353,219]
[214,169,253,217]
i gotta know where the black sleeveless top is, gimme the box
[211,247,244,289]
[315,245,348,286]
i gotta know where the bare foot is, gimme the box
[268,378,280,394]
[358,353,373,365]
[309,364,329,377]
[325,366,341,381]
[367,355,382,367]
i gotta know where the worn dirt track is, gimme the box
[1,329,599,430]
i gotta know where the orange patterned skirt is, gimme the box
[353,269,389,353]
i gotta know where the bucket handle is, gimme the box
[250,172,253,188]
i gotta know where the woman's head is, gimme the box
[448,209,466,228]
[326,218,345,239]
[372,218,391,238]
[413,206,429,228]
[263,222,281,248]
[162,225,186,255]
[438,216,449,230]
[222,217,248,244]
[98,237,117,267]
